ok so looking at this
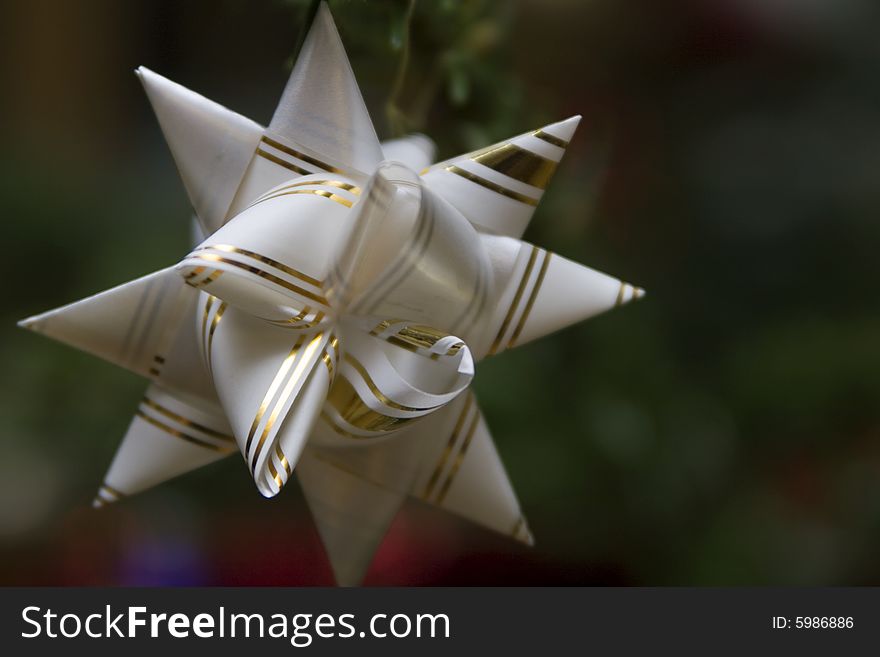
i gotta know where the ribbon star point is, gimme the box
[20,3,643,585]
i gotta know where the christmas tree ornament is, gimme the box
[19,3,643,585]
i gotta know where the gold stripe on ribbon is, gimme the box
[368,319,400,336]
[206,301,227,373]
[388,338,460,361]
[191,269,222,289]
[268,310,327,331]
[271,306,310,327]
[190,254,328,306]
[422,394,474,500]
[615,281,626,306]
[245,335,306,458]
[370,321,463,359]
[261,135,344,174]
[197,244,323,288]
[205,270,224,286]
[183,266,205,281]
[344,354,440,413]
[489,245,539,355]
[136,410,233,453]
[141,398,234,442]
[508,250,552,348]
[271,179,362,196]
[321,411,374,440]
[201,295,215,361]
[385,336,463,360]
[250,179,362,209]
[321,351,334,378]
[256,148,311,176]
[100,483,126,500]
[318,333,338,379]
[326,375,416,434]
[392,324,448,351]
[267,456,284,489]
[252,188,353,209]
[445,166,539,206]
[434,408,480,505]
[251,332,324,473]
[471,143,558,190]
[533,129,569,148]
[276,444,291,477]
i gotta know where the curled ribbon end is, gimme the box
[91,498,105,509]
[633,287,646,301]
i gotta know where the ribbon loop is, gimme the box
[327,162,494,346]
[176,173,360,324]
[173,163,491,490]
[200,297,340,497]
[317,319,473,447]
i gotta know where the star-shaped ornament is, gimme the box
[20,3,644,585]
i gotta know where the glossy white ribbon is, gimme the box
[177,162,492,496]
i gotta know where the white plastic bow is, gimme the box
[178,161,486,498]
[19,3,644,585]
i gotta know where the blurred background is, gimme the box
[2,0,880,585]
